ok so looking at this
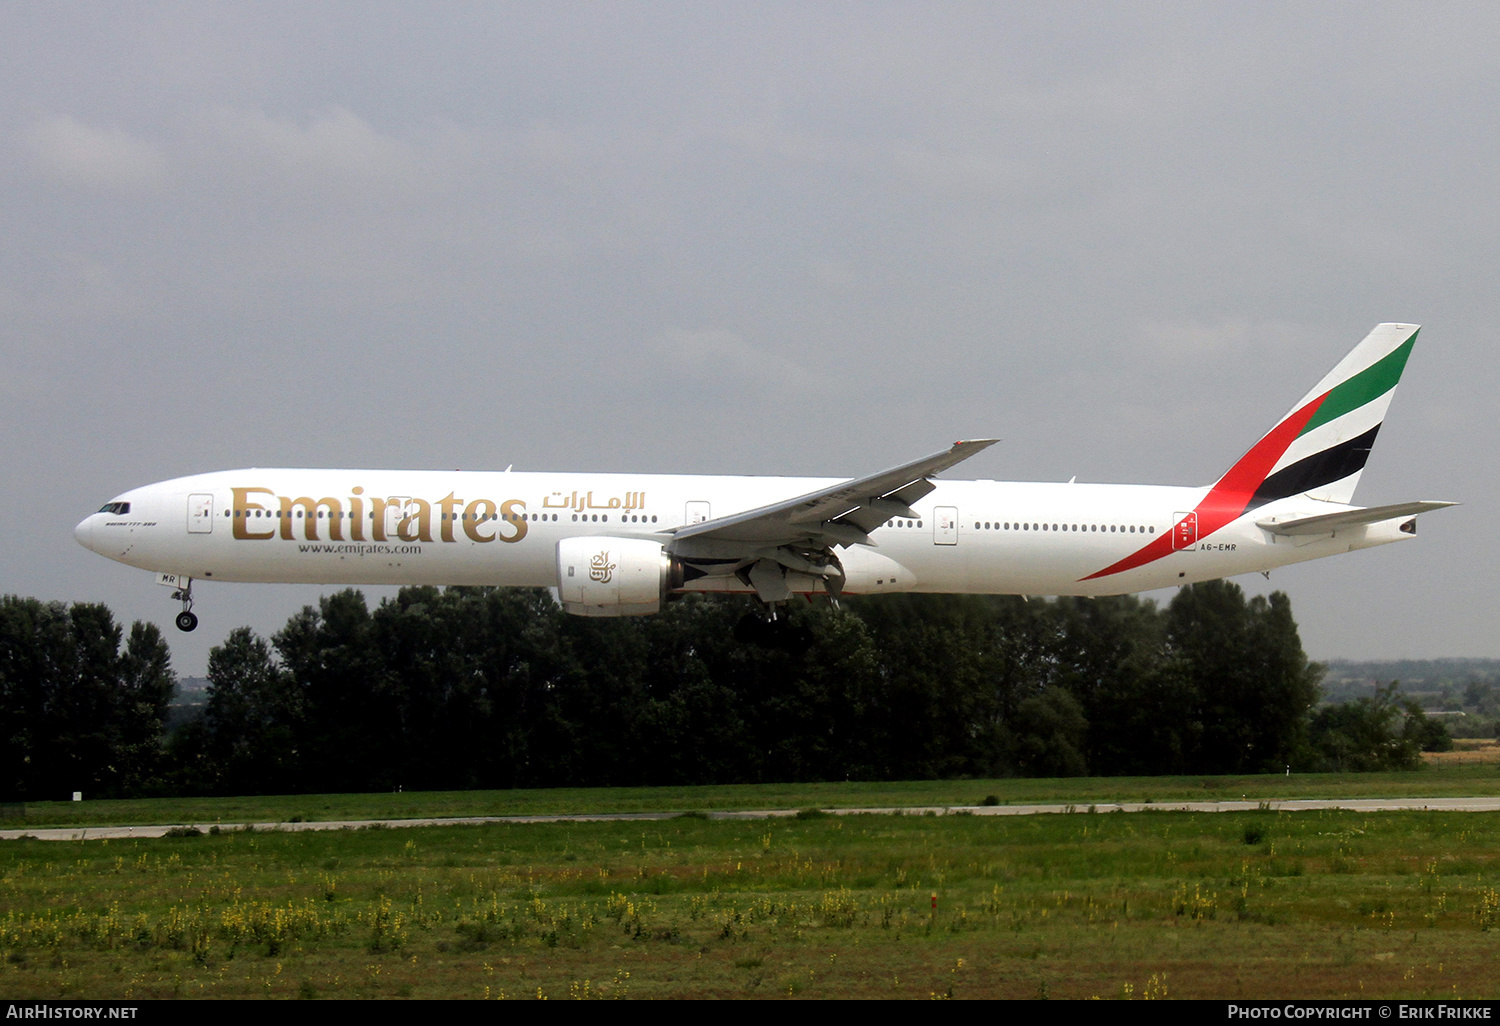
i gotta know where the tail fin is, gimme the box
[1082,324,1422,583]
[1209,323,1419,512]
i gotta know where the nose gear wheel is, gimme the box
[171,580,198,632]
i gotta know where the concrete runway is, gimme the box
[5,795,1500,841]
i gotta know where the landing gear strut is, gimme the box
[733,604,813,653]
[171,579,198,632]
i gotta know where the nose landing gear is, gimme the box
[171,579,198,632]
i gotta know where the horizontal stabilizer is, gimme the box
[1256,501,1458,536]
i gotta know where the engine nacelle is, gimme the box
[556,537,681,617]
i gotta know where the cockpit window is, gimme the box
[98,502,131,515]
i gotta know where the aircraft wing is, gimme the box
[1256,500,1458,536]
[671,439,999,548]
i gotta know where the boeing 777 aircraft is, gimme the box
[76,324,1453,633]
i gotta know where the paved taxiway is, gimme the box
[5,796,1500,841]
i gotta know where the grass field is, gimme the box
[8,756,1500,830]
[3,803,1500,999]
[1425,739,1500,767]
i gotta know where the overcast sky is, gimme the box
[3,2,1494,676]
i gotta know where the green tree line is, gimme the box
[0,583,1449,799]
[0,597,175,799]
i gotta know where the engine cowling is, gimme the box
[556,537,682,616]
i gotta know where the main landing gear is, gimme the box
[733,604,813,653]
[171,579,198,632]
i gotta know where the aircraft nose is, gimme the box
[74,515,95,552]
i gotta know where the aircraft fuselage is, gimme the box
[72,324,1451,630]
[74,467,1410,599]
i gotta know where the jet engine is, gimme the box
[556,537,684,616]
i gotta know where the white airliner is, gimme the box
[76,324,1453,633]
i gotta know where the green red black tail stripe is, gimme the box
[1081,325,1417,582]
[1248,424,1380,511]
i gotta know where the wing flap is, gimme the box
[672,439,998,547]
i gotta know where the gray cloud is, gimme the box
[26,115,169,189]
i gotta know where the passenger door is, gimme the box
[188,493,214,534]
[1172,511,1198,551]
[933,506,958,545]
